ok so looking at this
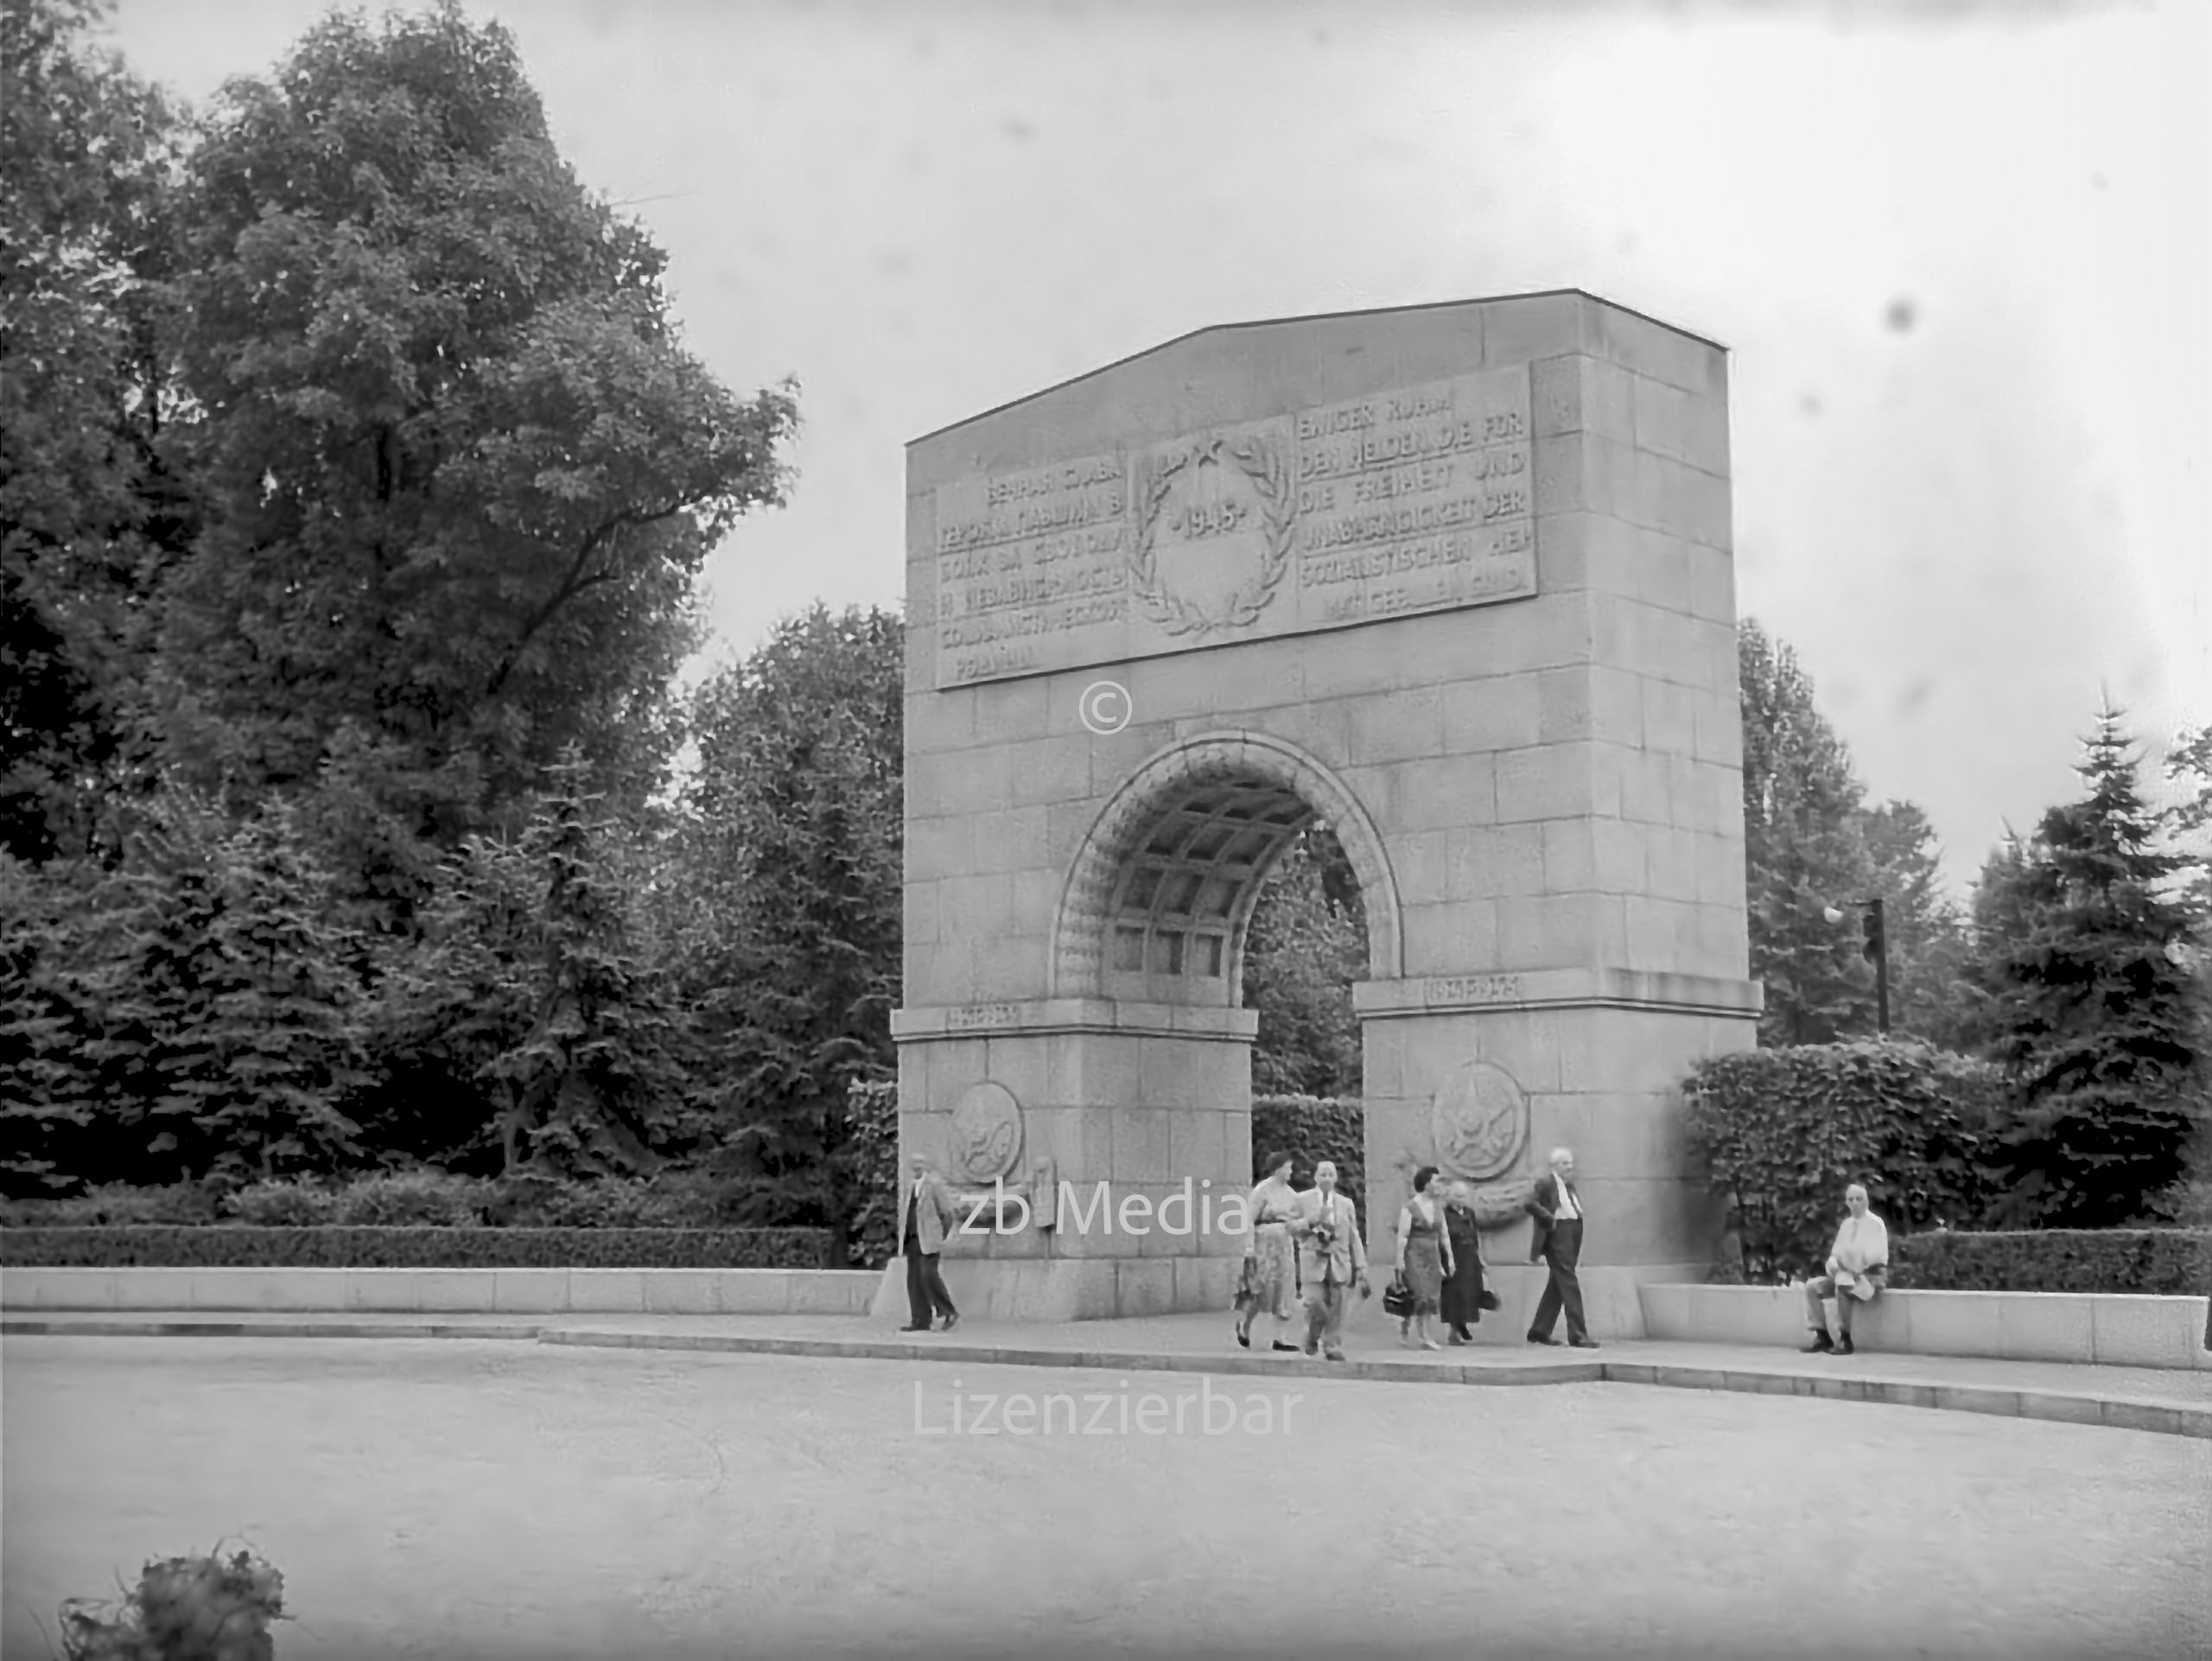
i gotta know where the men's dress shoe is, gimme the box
[1325,1350,1346,1362]
[1569,1338,1600,1350]
[939,1313,959,1333]
[1803,1333,1834,1353]
[1835,1336,1855,1356]
[1527,1333,1560,1346]
[1272,1340,1301,1353]
[1302,1341,1319,1357]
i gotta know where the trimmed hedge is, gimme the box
[1892,1229,2212,1296]
[0,1225,835,1269]
[1251,1094,1365,1209]
[0,1169,760,1231]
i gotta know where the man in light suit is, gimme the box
[1289,1160,1370,1361]
[1802,1182,1889,1356]
[898,1154,961,1333]
[1524,1146,1598,1349]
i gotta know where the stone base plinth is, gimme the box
[869,1254,1241,1324]
[868,1256,1699,1336]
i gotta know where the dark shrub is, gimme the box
[1251,1094,1364,1207]
[1683,1041,2008,1282]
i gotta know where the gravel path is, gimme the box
[4,1336,2206,1660]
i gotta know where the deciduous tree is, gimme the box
[1738,619,1881,1043]
[146,3,797,918]
[1,0,194,862]
[1858,799,1974,1047]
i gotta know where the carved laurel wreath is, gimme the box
[1129,436,1294,638]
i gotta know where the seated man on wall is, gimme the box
[1802,1183,1889,1356]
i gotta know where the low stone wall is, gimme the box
[0,1267,879,1317]
[866,1257,1700,1334]
[1639,1282,2212,1371]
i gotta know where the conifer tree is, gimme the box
[72,792,372,1183]
[480,751,696,1178]
[1968,703,2202,1225]
[670,605,903,1231]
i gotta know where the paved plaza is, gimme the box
[3,1336,2207,1660]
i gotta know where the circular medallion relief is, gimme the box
[1130,436,1294,638]
[1430,1060,1529,1183]
[949,1081,1023,1186]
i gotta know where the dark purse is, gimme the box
[1382,1275,1414,1319]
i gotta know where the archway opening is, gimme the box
[1051,731,1402,1008]
[1097,773,1313,1008]
[1051,733,1395,1212]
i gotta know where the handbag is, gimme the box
[1231,1255,1258,1314]
[1382,1274,1414,1319]
[1469,1241,1503,1312]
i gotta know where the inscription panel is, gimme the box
[931,366,1535,687]
[946,1002,1022,1032]
[1423,974,1526,1007]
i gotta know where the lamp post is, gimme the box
[1823,897,1891,1034]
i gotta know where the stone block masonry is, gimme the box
[895,292,1758,1323]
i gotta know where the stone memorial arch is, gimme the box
[878,291,1762,1333]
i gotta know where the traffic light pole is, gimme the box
[1866,897,1891,1035]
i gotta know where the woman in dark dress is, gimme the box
[1440,1180,1488,1345]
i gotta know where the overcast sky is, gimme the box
[104,0,2210,894]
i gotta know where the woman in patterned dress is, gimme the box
[1236,1149,1302,1352]
[1395,1165,1454,1351]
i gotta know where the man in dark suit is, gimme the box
[1524,1146,1598,1350]
[897,1154,961,1333]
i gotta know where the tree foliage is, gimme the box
[1858,799,1975,1047]
[1965,703,2204,1225]
[1736,619,1980,1047]
[1243,826,1365,1098]
[1,0,193,862]
[1738,619,1883,1044]
[475,753,699,1177]
[667,604,905,1234]
[1,789,373,1188]
[135,2,796,919]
